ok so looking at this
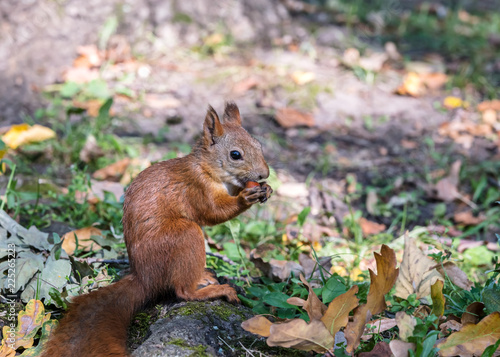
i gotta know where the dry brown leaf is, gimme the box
[361,318,397,340]
[359,217,386,236]
[275,108,315,128]
[394,233,443,299]
[454,211,486,226]
[461,302,486,326]
[421,72,448,90]
[431,280,446,317]
[401,139,418,149]
[61,227,103,255]
[233,77,259,95]
[63,67,99,83]
[389,340,416,357]
[92,158,131,181]
[437,311,500,357]
[395,311,417,342]
[299,274,327,321]
[321,285,359,336]
[345,245,398,353]
[436,262,473,291]
[433,160,461,202]
[440,320,463,335]
[241,316,272,337]
[478,99,500,112]
[358,341,392,356]
[266,319,334,353]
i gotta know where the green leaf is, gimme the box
[481,338,500,357]
[86,79,110,99]
[483,287,500,314]
[263,292,297,309]
[60,81,81,98]
[297,207,311,227]
[322,276,348,304]
[463,246,495,266]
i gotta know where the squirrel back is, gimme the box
[42,103,272,357]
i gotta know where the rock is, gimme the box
[132,300,303,356]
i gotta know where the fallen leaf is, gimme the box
[291,71,315,85]
[61,227,103,255]
[433,160,461,202]
[145,94,181,110]
[394,233,443,299]
[2,124,56,149]
[63,67,100,83]
[17,319,58,356]
[358,341,392,356]
[396,72,425,97]
[461,302,486,326]
[395,311,417,342]
[440,320,462,335]
[454,211,486,226]
[436,262,473,291]
[233,77,259,95]
[359,217,386,236]
[241,316,272,337]
[89,179,125,202]
[361,318,397,340]
[1,300,50,350]
[401,139,418,149]
[482,109,498,125]
[421,72,448,90]
[345,245,398,353]
[266,319,334,353]
[437,312,500,357]
[321,285,359,336]
[298,274,327,321]
[443,96,466,109]
[477,100,500,112]
[389,340,416,357]
[92,158,131,181]
[0,341,15,357]
[275,108,315,128]
[431,280,446,317]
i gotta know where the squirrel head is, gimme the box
[196,102,269,188]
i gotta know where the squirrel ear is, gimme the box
[223,102,242,125]
[203,105,224,145]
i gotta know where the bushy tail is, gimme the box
[41,274,147,357]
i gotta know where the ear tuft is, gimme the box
[203,105,224,146]
[223,102,242,125]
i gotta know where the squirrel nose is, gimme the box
[259,163,270,180]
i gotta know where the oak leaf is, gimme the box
[298,274,327,321]
[321,285,359,336]
[437,312,500,357]
[1,300,50,350]
[394,233,443,299]
[345,245,398,353]
[266,319,334,353]
[0,341,15,357]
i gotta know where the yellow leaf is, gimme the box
[2,124,56,149]
[291,71,316,85]
[437,312,500,357]
[0,340,15,357]
[321,285,359,336]
[443,96,467,109]
[1,300,50,350]
[267,319,334,353]
[431,280,445,317]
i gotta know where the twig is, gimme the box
[85,258,130,265]
[206,251,237,265]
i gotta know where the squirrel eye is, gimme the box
[230,150,242,160]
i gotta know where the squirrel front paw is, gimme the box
[239,186,264,206]
[259,182,273,203]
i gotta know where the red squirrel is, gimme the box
[41,103,272,357]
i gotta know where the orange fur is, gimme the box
[41,103,272,357]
